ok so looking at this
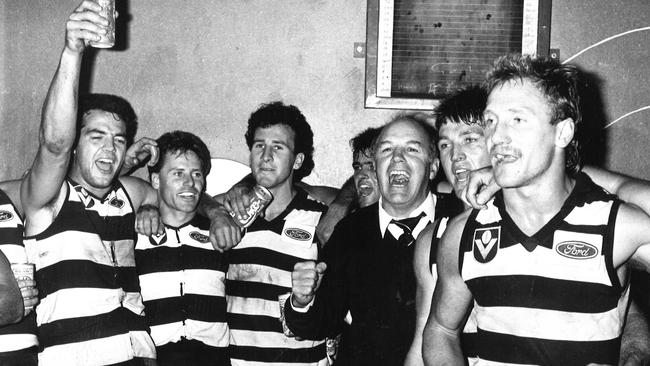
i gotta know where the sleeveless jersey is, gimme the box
[227,188,328,366]
[459,173,626,365]
[24,179,155,365]
[0,189,38,353]
[135,214,229,351]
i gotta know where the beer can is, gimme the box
[10,263,34,282]
[231,185,273,228]
[90,0,116,48]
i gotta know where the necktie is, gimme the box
[390,212,426,247]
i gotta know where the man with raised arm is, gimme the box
[20,3,157,363]
[19,2,237,364]
[424,55,650,365]
[284,114,440,366]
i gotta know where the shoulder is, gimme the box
[119,176,154,206]
[297,181,339,206]
[191,214,212,231]
[414,223,436,264]
[294,186,329,213]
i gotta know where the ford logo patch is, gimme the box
[284,228,311,241]
[189,231,210,243]
[556,241,598,259]
[0,210,14,222]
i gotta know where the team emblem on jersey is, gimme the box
[473,227,500,263]
[284,228,312,241]
[149,231,167,246]
[75,187,95,208]
[0,210,14,222]
[555,241,598,259]
[189,231,210,243]
[108,197,125,209]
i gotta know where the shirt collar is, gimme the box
[378,193,436,239]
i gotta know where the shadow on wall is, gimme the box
[577,69,608,168]
[79,0,131,94]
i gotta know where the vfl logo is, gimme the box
[0,210,14,222]
[149,231,167,246]
[108,197,125,209]
[284,228,312,242]
[473,227,500,263]
[556,241,598,260]
[189,231,210,243]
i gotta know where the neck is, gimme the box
[381,194,427,219]
[159,206,197,227]
[68,170,112,198]
[502,165,575,235]
[264,181,296,221]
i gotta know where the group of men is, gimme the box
[1,1,650,366]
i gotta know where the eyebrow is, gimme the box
[85,128,126,137]
[253,138,291,147]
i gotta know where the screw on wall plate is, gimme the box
[354,42,366,58]
[549,48,560,61]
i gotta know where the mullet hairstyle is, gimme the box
[485,54,583,174]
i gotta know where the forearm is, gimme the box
[198,193,228,218]
[40,47,82,154]
[284,295,339,340]
[422,325,465,366]
[0,253,23,326]
[620,300,650,364]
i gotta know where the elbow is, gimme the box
[39,130,74,156]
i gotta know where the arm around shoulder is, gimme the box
[405,224,436,366]
[0,251,24,326]
[423,212,473,366]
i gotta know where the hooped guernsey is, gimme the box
[226,187,328,366]
[24,179,155,365]
[0,189,38,355]
[135,214,229,353]
[459,172,628,365]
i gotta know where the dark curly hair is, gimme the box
[148,130,212,176]
[245,101,314,181]
[77,93,138,147]
[485,54,583,174]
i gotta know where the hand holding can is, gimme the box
[11,263,38,313]
[89,0,116,48]
[230,185,273,228]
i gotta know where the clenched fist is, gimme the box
[291,261,327,308]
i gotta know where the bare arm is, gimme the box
[423,213,473,366]
[297,181,339,206]
[583,166,650,216]
[612,202,650,271]
[619,299,650,365]
[317,176,356,245]
[0,180,24,217]
[405,224,436,366]
[22,1,107,215]
[0,251,23,326]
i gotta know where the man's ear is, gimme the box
[151,173,160,190]
[429,157,440,180]
[293,152,305,170]
[555,118,575,148]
